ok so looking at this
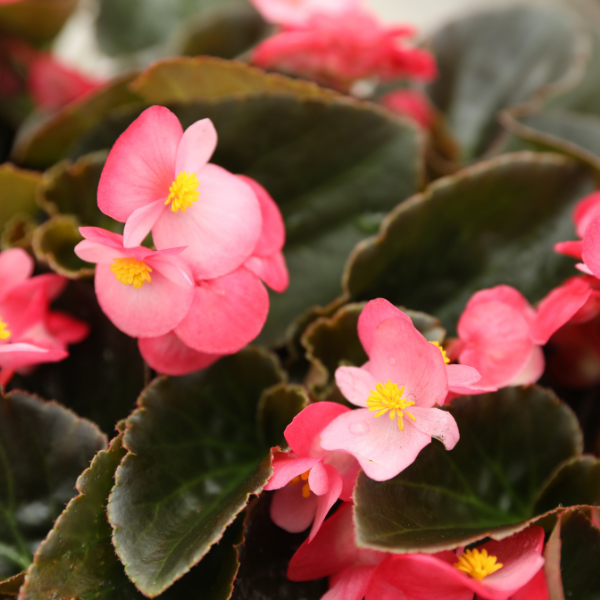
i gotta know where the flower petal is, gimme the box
[270,482,318,533]
[46,312,89,345]
[554,240,583,259]
[123,199,166,248]
[328,565,377,600]
[95,263,194,338]
[175,118,218,175]
[369,317,448,408]
[357,298,410,357]
[74,240,127,264]
[320,408,432,481]
[145,253,193,288]
[446,364,496,395]
[263,454,322,490]
[244,252,289,292]
[408,407,460,451]
[98,106,182,222]
[508,569,548,600]
[0,248,33,296]
[138,332,219,376]
[175,267,269,354]
[0,343,67,371]
[510,346,545,387]
[335,365,377,408]
[153,164,262,280]
[309,464,343,541]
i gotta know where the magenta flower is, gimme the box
[264,402,360,541]
[74,227,194,339]
[97,106,263,280]
[451,281,591,389]
[0,248,88,385]
[287,502,389,600]
[371,527,546,600]
[320,299,478,481]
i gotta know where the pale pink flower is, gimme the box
[97,106,263,280]
[264,403,360,541]
[320,299,478,481]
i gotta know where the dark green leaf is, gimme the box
[302,302,445,402]
[8,280,146,435]
[231,496,328,600]
[426,5,578,160]
[354,386,584,552]
[0,391,106,578]
[343,152,595,334]
[108,348,285,596]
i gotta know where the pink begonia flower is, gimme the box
[370,526,546,600]
[320,299,479,481]
[251,5,436,91]
[28,54,101,111]
[381,89,433,129]
[0,249,88,385]
[288,502,390,600]
[97,106,262,281]
[250,0,361,27]
[450,281,591,390]
[74,227,194,339]
[555,190,600,261]
[264,402,360,541]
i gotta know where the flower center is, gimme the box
[454,548,503,580]
[110,258,152,289]
[0,318,10,340]
[367,380,416,430]
[166,171,200,213]
[289,470,311,498]
[430,341,450,364]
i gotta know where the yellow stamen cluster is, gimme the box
[367,381,416,430]
[0,318,10,340]
[289,470,311,498]
[454,548,503,580]
[166,171,200,212]
[110,258,152,289]
[430,341,450,364]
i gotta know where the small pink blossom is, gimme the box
[381,89,433,129]
[97,106,263,280]
[264,403,360,541]
[451,281,591,390]
[74,227,194,339]
[555,190,600,260]
[320,299,477,481]
[251,5,436,91]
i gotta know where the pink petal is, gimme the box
[95,263,194,338]
[327,565,377,600]
[174,267,268,354]
[576,262,594,275]
[175,118,218,176]
[0,248,33,296]
[465,286,535,326]
[153,164,262,280]
[574,190,600,238]
[369,317,448,408]
[446,364,497,395]
[46,312,89,345]
[309,464,343,541]
[74,240,127,264]
[263,454,322,490]
[357,298,410,357]
[244,252,289,292]
[457,300,534,389]
[320,408,432,481]
[408,407,459,450]
[479,526,545,597]
[335,365,378,408]
[0,343,67,371]
[98,106,181,222]
[531,278,591,345]
[288,503,360,581]
[238,176,285,257]
[554,241,583,259]
[0,285,47,339]
[285,401,351,458]
[583,216,600,278]
[145,253,193,288]
[138,332,219,376]
[79,226,125,249]
[510,346,545,387]
[270,482,318,533]
[123,199,166,248]
[508,570,548,600]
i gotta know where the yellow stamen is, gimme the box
[166,171,200,213]
[110,258,152,289]
[366,380,416,430]
[0,318,10,340]
[289,470,312,498]
[431,341,450,364]
[454,548,503,580]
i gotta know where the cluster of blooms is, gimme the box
[248,0,436,99]
[74,105,289,375]
[0,247,88,386]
